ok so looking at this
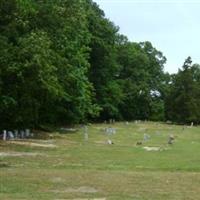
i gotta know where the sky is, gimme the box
[93,0,200,74]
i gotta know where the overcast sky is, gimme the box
[93,0,200,74]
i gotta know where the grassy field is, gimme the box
[1,121,200,200]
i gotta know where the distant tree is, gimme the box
[116,41,166,120]
[166,57,200,124]
[86,0,123,120]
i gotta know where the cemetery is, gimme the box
[1,121,200,199]
[1,0,200,199]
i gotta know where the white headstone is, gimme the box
[107,139,113,145]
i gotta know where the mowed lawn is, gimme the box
[1,122,200,200]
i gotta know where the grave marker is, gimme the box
[143,134,150,142]
[20,130,25,139]
[14,130,18,138]
[8,131,14,140]
[3,130,7,141]
[84,125,88,141]
[25,129,30,138]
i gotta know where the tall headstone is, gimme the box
[168,134,174,145]
[84,125,88,141]
[3,130,7,141]
[20,130,25,139]
[25,129,30,138]
[8,131,14,140]
[14,130,18,139]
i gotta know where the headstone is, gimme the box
[3,130,7,141]
[14,130,18,139]
[191,122,194,127]
[84,125,88,141]
[125,121,129,125]
[25,129,30,138]
[107,139,113,145]
[8,131,14,140]
[105,127,116,135]
[168,134,174,144]
[112,128,116,134]
[143,134,150,141]
[20,130,25,139]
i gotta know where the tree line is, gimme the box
[1,0,200,129]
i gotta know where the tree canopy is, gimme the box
[0,0,198,129]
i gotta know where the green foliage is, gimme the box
[117,41,166,121]
[166,57,200,124]
[86,0,123,120]
[0,0,99,129]
[1,0,198,128]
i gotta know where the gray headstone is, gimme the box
[8,131,14,140]
[143,134,150,141]
[105,127,116,135]
[14,130,18,138]
[20,130,25,139]
[168,135,174,144]
[84,126,88,141]
[3,130,7,141]
[25,129,30,137]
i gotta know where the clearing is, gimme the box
[1,122,200,200]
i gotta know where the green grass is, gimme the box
[1,121,200,199]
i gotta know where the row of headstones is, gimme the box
[1,129,32,141]
[104,119,116,124]
[104,120,142,125]
[105,127,116,135]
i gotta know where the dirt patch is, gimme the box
[94,141,107,145]
[73,199,106,200]
[0,152,43,157]
[51,177,64,183]
[55,199,106,200]
[143,146,160,151]
[143,146,169,151]
[52,186,98,194]
[8,141,57,148]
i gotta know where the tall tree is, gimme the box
[166,57,200,123]
[0,0,99,129]
[86,0,123,120]
[117,41,166,120]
